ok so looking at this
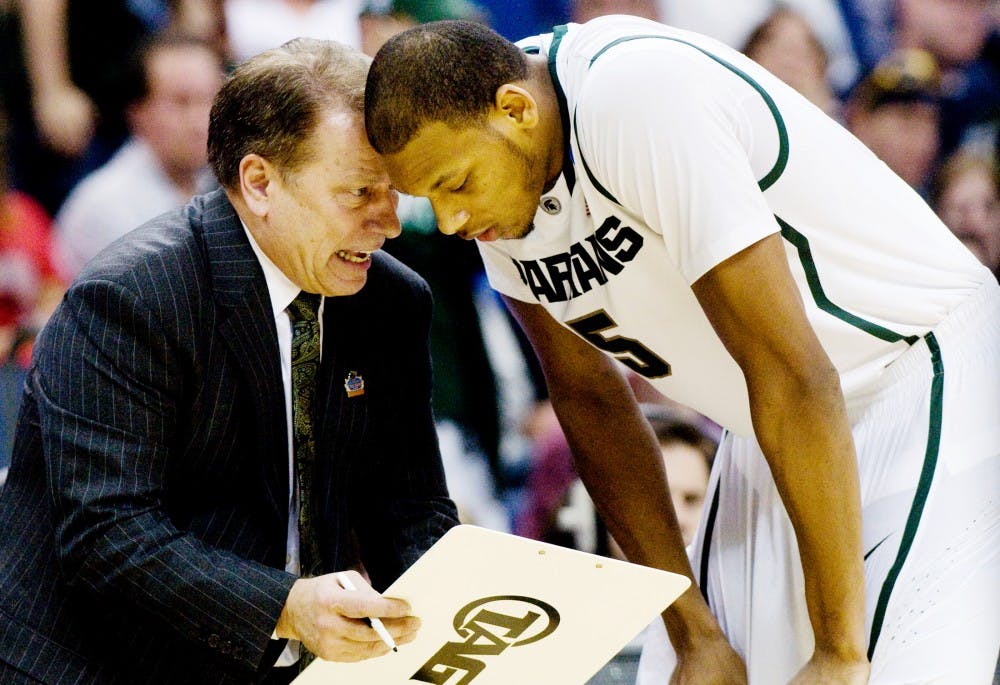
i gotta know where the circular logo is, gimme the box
[453,595,560,646]
[540,196,562,215]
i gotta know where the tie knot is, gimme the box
[288,291,322,323]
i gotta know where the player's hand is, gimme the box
[786,649,869,684]
[275,571,420,662]
[670,633,747,684]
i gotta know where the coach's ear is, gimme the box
[238,153,275,218]
[494,83,539,130]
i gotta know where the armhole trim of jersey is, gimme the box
[777,215,920,345]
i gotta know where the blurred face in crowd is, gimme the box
[897,0,990,66]
[249,109,402,296]
[572,0,659,23]
[744,10,834,114]
[360,12,418,57]
[661,441,711,546]
[131,43,224,180]
[850,101,940,189]
[936,162,1000,271]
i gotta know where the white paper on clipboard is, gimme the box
[294,524,690,684]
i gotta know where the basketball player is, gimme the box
[364,17,1000,684]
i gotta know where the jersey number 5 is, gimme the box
[565,310,671,379]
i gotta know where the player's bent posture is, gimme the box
[364,17,1000,685]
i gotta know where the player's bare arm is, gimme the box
[691,233,870,684]
[502,296,747,684]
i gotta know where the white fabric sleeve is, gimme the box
[572,40,781,283]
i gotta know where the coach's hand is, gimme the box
[671,633,747,684]
[787,649,869,684]
[275,572,419,662]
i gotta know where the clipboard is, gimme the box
[294,524,689,684]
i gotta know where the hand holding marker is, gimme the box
[335,572,398,652]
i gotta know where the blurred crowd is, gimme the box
[1,0,999,563]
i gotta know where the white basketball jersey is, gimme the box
[478,16,992,435]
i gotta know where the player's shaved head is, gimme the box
[365,20,528,154]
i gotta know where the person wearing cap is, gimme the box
[846,48,943,194]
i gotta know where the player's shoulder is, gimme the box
[556,16,727,65]
[543,17,743,107]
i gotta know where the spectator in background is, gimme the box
[359,0,487,56]
[171,0,231,62]
[896,0,990,69]
[657,0,860,95]
[0,105,64,485]
[890,0,999,158]
[4,0,226,216]
[845,48,942,194]
[54,33,224,281]
[225,0,364,61]
[931,149,1000,276]
[742,6,840,118]
[519,398,715,553]
[641,406,715,547]
[571,0,659,23]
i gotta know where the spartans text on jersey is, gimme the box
[510,217,644,303]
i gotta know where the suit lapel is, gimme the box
[315,294,370,512]
[197,190,289,522]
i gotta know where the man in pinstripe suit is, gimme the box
[0,38,458,684]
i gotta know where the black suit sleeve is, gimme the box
[34,276,294,672]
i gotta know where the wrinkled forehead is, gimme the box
[291,108,391,178]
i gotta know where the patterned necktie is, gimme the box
[288,292,323,580]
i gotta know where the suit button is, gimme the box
[208,634,220,648]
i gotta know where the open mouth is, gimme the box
[336,250,373,264]
[468,225,498,242]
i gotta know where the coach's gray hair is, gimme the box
[208,38,372,189]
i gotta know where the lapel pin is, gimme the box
[344,371,365,398]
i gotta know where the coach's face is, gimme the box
[383,95,551,243]
[247,109,401,296]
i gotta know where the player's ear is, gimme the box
[495,84,539,129]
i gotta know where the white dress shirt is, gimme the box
[243,224,324,666]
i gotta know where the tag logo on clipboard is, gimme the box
[411,595,560,683]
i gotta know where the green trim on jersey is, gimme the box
[778,217,920,345]
[572,107,618,204]
[867,331,944,658]
[545,28,790,206]
[699,467,723,608]
[548,25,576,192]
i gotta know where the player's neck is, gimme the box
[527,57,565,193]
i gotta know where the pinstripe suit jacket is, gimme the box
[0,189,459,684]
